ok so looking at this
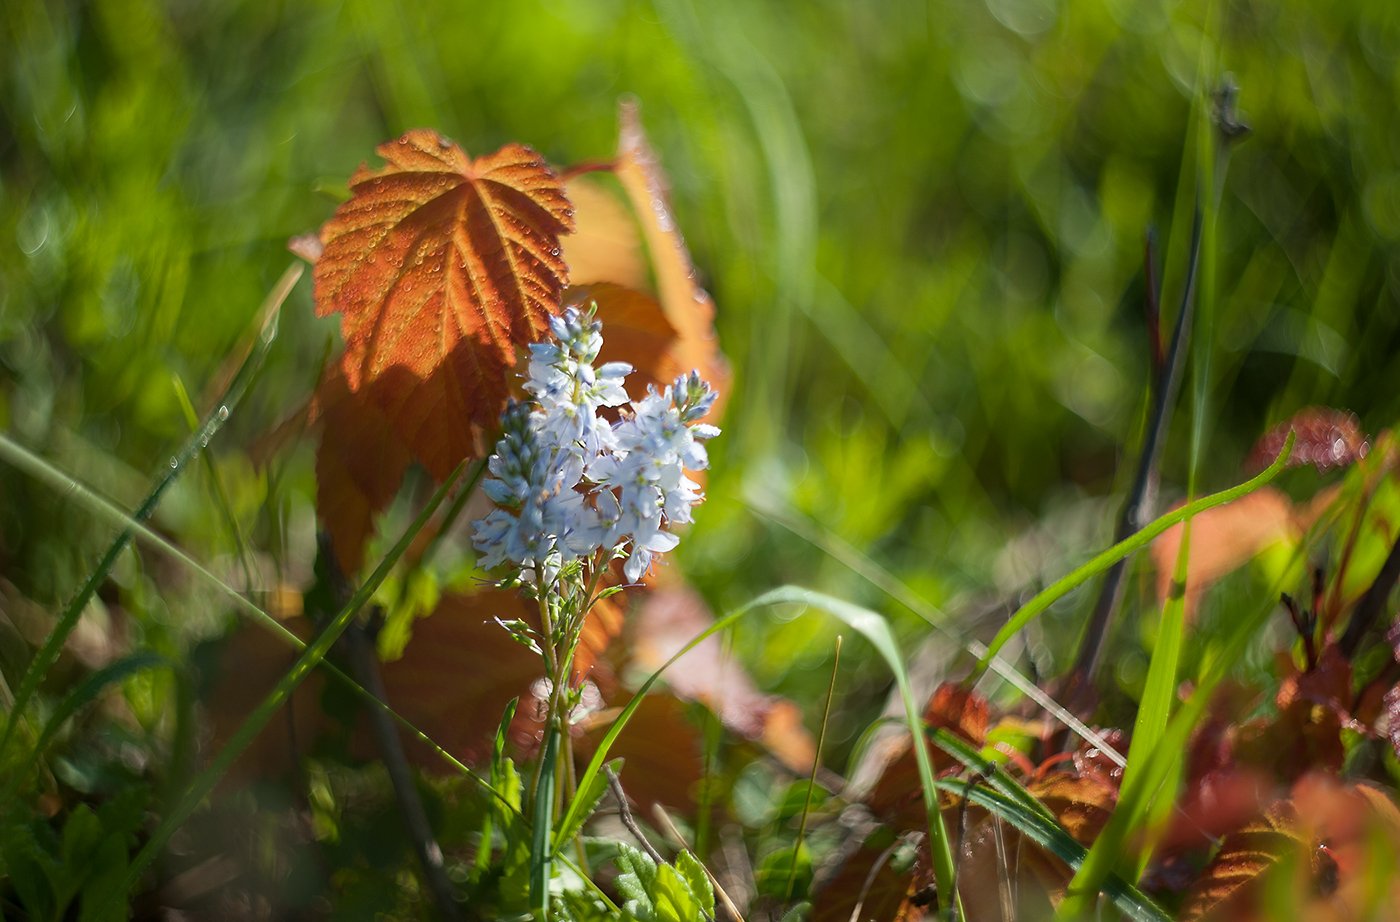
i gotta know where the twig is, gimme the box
[605,766,664,865]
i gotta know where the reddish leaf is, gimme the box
[375,587,623,768]
[954,771,1117,921]
[1381,683,1400,761]
[810,836,923,922]
[1247,407,1369,475]
[1026,771,1118,845]
[1160,766,1273,855]
[1182,778,1400,921]
[1151,488,1298,616]
[570,282,683,389]
[1179,800,1308,921]
[314,132,575,481]
[630,587,815,772]
[1229,644,1355,784]
[204,584,623,782]
[1275,643,1352,713]
[1071,726,1128,784]
[373,589,546,766]
[199,616,328,785]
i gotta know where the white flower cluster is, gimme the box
[472,307,719,585]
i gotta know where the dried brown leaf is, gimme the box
[560,176,647,291]
[612,101,730,416]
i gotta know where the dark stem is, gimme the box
[309,532,464,921]
[344,619,465,921]
[1339,534,1400,659]
[1068,209,1203,689]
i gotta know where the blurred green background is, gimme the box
[4,0,1400,750]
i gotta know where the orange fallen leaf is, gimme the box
[315,132,575,482]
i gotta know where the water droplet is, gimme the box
[216,405,230,422]
[169,457,179,469]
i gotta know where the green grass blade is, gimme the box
[1060,540,1311,917]
[929,728,1057,827]
[748,498,1127,766]
[551,757,620,858]
[786,634,841,903]
[119,459,467,895]
[0,263,301,761]
[531,727,558,915]
[1114,519,1192,881]
[976,431,1295,672]
[561,585,960,917]
[171,372,256,592]
[933,779,1172,922]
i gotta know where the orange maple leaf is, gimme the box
[314,131,575,480]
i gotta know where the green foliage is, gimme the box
[2,788,146,922]
[613,845,715,922]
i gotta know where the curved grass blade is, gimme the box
[929,729,1057,828]
[120,459,467,896]
[0,264,302,761]
[747,498,1127,767]
[561,585,961,918]
[1115,515,1191,881]
[552,757,620,858]
[975,431,1295,673]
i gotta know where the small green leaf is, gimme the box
[651,861,705,922]
[673,851,715,917]
[615,843,658,917]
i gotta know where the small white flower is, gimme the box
[472,304,720,586]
